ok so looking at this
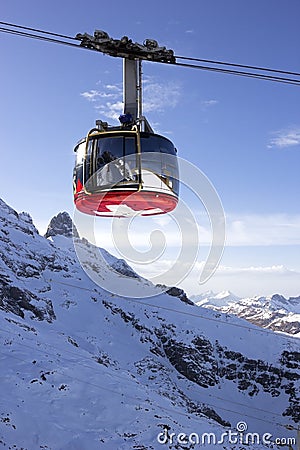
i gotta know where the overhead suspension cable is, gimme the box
[0,27,80,50]
[0,20,77,41]
[171,60,300,86]
[1,21,300,86]
[175,54,300,78]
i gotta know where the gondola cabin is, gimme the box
[72,42,179,217]
[73,124,179,217]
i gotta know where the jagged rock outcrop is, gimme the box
[44,211,79,238]
[157,284,194,305]
[0,282,56,322]
[166,286,194,305]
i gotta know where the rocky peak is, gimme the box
[158,285,194,305]
[44,212,79,239]
[0,198,19,218]
[270,293,288,304]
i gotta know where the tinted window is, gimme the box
[140,134,176,155]
[83,133,179,196]
[96,136,136,165]
[90,135,138,188]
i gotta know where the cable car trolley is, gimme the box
[73,31,179,217]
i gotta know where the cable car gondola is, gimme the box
[73,48,179,218]
[73,121,179,217]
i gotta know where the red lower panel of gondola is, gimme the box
[74,189,178,217]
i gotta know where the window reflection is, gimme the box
[82,133,179,196]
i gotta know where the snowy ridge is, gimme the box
[191,291,300,336]
[0,198,299,449]
[192,290,241,307]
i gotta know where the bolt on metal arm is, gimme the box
[75,30,176,63]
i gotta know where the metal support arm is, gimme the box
[123,59,139,121]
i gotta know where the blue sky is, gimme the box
[1,0,300,297]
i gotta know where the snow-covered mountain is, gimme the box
[192,290,241,307]
[0,198,299,449]
[191,291,300,336]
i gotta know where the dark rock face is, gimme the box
[0,282,56,322]
[102,298,300,424]
[156,284,194,305]
[44,212,79,239]
[166,286,194,305]
[162,335,300,423]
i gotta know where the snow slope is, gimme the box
[0,198,299,449]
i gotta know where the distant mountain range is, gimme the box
[191,290,300,336]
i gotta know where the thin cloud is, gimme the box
[131,260,297,279]
[81,79,181,122]
[93,212,300,249]
[86,213,300,297]
[180,261,300,298]
[81,90,116,101]
[143,81,181,113]
[80,90,99,101]
[81,83,122,120]
[226,213,300,246]
[268,126,300,149]
[214,264,299,276]
[105,84,122,91]
[201,99,218,108]
[95,101,123,121]
[127,258,300,298]
[191,211,300,246]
